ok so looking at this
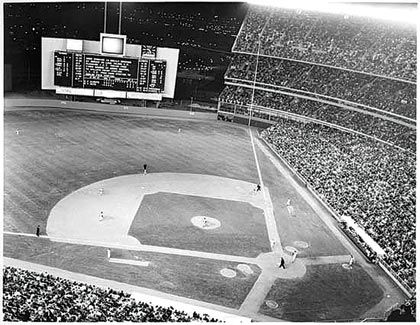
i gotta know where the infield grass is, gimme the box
[129,192,270,257]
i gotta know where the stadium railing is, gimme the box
[219,100,411,154]
[231,50,417,85]
[377,259,414,298]
[224,79,416,126]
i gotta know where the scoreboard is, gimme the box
[54,51,166,93]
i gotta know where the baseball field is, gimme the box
[3,105,405,321]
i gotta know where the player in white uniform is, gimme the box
[287,198,296,216]
[348,255,355,267]
[292,250,298,263]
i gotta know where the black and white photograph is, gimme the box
[2,0,417,322]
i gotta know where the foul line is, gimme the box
[301,255,351,265]
[3,231,256,265]
[4,231,350,269]
[249,129,265,193]
[248,129,282,253]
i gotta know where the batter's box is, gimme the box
[129,192,271,257]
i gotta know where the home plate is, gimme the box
[220,268,236,278]
[237,264,254,275]
[109,258,150,267]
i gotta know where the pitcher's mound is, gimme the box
[191,216,221,230]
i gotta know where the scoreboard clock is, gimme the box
[141,45,157,58]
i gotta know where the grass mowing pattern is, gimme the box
[259,263,383,321]
[129,192,270,257]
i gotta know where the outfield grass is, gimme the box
[259,263,383,321]
[4,109,348,259]
[129,192,270,257]
[4,109,257,235]
[3,234,261,309]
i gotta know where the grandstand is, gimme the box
[3,266,222,322]
[3,2,416,323]
[218,5,416,152]
[219,2,416,317]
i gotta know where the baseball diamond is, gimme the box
[3,106,407,321]
[3,2,415,322]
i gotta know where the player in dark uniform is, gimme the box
[203,217,209,228]
[279,257,286,269]
[143,164,147,175]
[36,225,40,237]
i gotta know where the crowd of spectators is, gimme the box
[386,299,416,322]
[261,118,415,291]
[233,6,416,81]
[3,267,222,322]
[226,54,416,119]
[219,85,416,151]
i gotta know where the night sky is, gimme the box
[3,2,248,92]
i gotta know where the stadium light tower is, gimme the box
[104,2,107,33]
[104,2,124,34]
[118,2,122,34]
[248,14,271,127]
